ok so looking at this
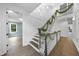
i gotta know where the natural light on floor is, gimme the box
[8,37,18,44]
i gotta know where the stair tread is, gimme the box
[32,40,39,45]
[34,36,40,38]
[33,38,38,42]
[30,41,38,49]
[29,43,40,53]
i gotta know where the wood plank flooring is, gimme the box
[4,37,79,56]
[49,37,79,56]
[4,37,40,56]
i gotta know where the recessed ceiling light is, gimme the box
[46,6,49,9]
[72,17,75,21]
[7,10,14,13]
[19,18,23,21]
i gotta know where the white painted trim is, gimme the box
[9,23,17,33]
[72,39,79,52]
[33,37,39,40]
[32,40,39,45]
[35,35,39,37]
[29,43,39,53]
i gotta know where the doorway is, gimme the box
[6,9,23,55]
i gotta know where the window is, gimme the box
[10,23,17,32]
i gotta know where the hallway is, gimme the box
[4,37,79,56]
[5,37,40,56]
[49,37,79,56]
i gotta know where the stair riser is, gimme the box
[29,43,39,53]
[32,40,39,45]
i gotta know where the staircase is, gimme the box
[29,35,40,53]
[29,3,73,56]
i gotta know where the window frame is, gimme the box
[10,23,17,33]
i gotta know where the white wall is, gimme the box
[0,4,39,55]
[72,4,79,52]
[30,3,62,28]
[3,4,38,46]
[0,7,7,55]
[23,15,38,46]
[50,19,69,37]
[74,4,79,40]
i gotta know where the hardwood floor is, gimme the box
[4,37,79,56]
[4,37,40,56]
[49,37,79,56]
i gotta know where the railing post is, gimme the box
[56,33,58,43]
[44,34,48,56]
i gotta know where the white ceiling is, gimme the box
[29,3,62,28]
[31,3,61,19]
[7,10,22,18]
[16,3,41,13]
[7,3,41,23]
[6,3,73,29]
[7,3,65,26]
[7,10,22,22]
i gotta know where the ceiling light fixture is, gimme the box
[7,10,14,13]
[72,17,75,21]
[19,18,23,21]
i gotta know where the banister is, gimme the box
[47,31,61,35]
[38,3,73,35]
[38,3,73,56]
[44,31,61,56]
